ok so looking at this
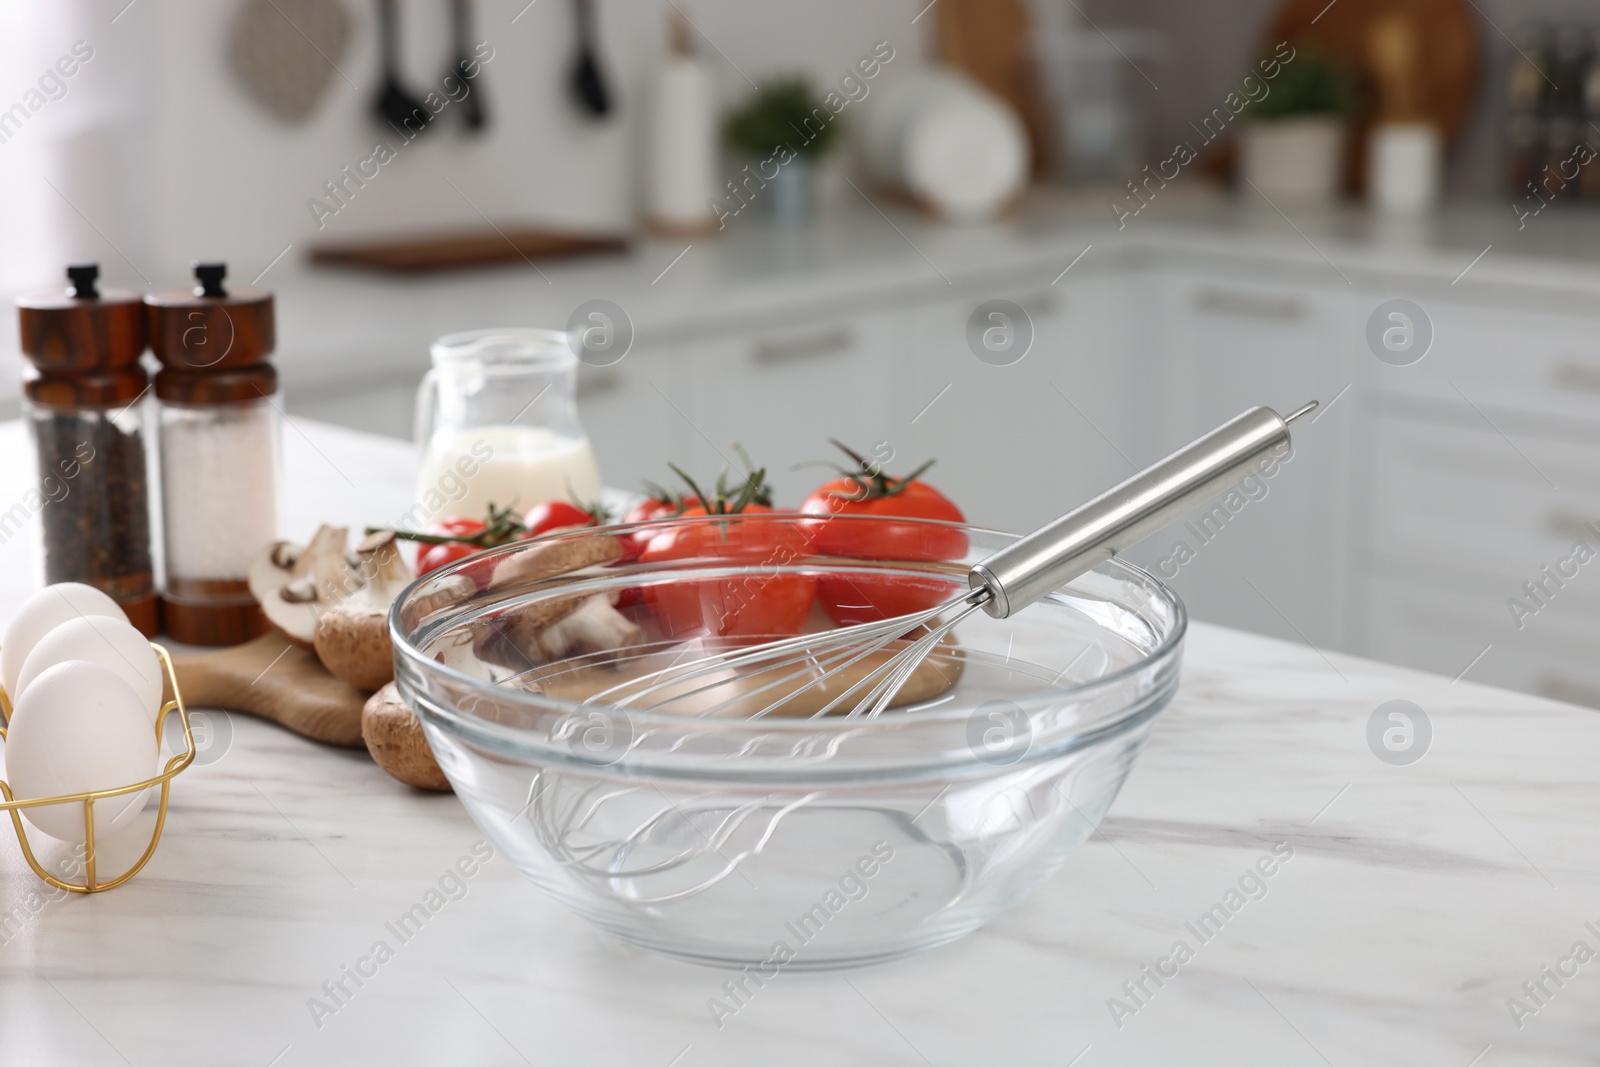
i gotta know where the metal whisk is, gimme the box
[586,402,1316,720]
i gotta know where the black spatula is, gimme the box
[450,0,487,131]
[569,0,611,117]
[374,0,431,133]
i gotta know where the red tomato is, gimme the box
[801,466,967,625]
[417,540,480,577]
[522,501,599,538]
[815,572,967,626]
[625,498,676,524]
[801,479,966,560]
[428,517,485,538]
[640,507,816,644]
[621,497,676,560]
[414,518,485,577]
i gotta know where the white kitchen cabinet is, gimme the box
[895,271,1141,534]
[1119,269,1357,649]
[1368,296,1600,433]
[679,309,905,504]
[572,308,910,504]
[1364,568,1600,705]
[576,344,698,498]
[1350,292,1600,706]
[1364,412,1600,582]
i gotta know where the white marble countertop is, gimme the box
[2,421,1599,1065]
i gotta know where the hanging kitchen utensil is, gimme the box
[228,0,353,123]
[569,0,612,117]
[374,0,431,133]
[449,0,487,131]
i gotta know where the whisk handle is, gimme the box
[968,404,1310,618]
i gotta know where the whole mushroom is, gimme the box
[362,682,450,791]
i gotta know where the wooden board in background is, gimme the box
[309,227,629,275]
[1264,0,1480,194]
[935,0,1054,178]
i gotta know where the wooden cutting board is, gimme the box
[163,633,367,747]
[1263,0,1479,194]
[934,0,1054,177]
[309,227,629,275]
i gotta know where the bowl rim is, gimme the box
[389,514,1188,737]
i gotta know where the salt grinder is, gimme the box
[15,264,159,635]
[146,262,281,645]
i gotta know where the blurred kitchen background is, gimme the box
[7,0,1600,705]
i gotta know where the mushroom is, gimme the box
[522,593,641,662]
[247,525,362,646]
[362,682,450,791]
[470,533,641,671]
[314,531,413,691]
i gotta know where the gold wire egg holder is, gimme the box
[0,643,194,893]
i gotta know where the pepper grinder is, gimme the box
[145,262,280,646]
[15,264,159,635]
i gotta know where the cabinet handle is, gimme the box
[750,327,854,364]
[1537,673,1600,708]
[578,370,623,398]
[1192,287,1307,322]
[1552,360,1600,393]
[1545,510,1599,541]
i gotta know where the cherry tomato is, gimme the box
[640,506,816,644]
[414,518,486,577]
[428,517,486,538]
[814,572,968,627]
[522,500,600,538]
[620,497,673,558]
[801,479,966,560]
[417,540,480,577]
[620,493,707,562]
[800,454,967,625]
[625,498,676,524]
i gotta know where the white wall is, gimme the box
[68,0,931,279]
[0,0,933,410]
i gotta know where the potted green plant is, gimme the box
[723,77,841,224]
[1240,51,1358,206]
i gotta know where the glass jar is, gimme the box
[414,329,603,522]
[15,265,158,635]
[22,373,157,633]
[155,371,281,641]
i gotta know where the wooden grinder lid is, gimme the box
[23,365,150,408]
[16,264,146,373]
[146,262,275,371]
[154,364,278,405]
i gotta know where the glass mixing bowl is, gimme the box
[391,514,1185,969]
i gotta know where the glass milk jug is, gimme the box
[414,329,603,521]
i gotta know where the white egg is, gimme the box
[4,660,158,842]
[16,616,163,723]
[2,583,126,699]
